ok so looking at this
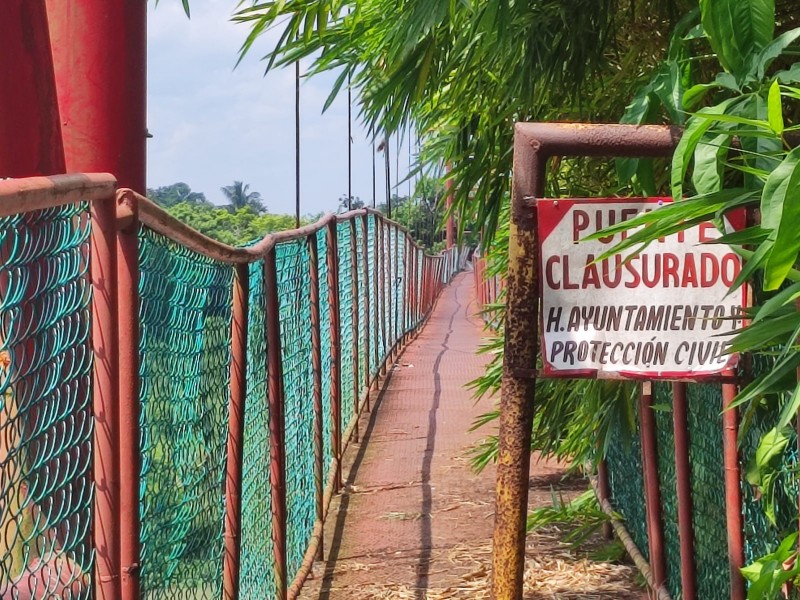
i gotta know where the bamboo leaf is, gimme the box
[672,98,742,199]
[762,147,800,289]
[699,0,775,78]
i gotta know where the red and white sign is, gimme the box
[538,198,746,378]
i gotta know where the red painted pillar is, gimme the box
[0,0,65,176]
[46,0,147,192]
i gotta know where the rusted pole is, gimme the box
[90,196,120,600]
[350,219,361,442]
[326,221,343,493]
[308,233,325,561]
[265,248,288,600]
[116,190,142,600]
[639,382,666,590]
[488,134,541,600]
[224,263,249,600]
[722,381,746,600]
[361,214,372,411]
[671,382,696,600]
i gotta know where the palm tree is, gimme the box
[220,181,266,214]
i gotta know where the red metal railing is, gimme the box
[0,174,462,600]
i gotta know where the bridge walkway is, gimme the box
[300,272,644,599]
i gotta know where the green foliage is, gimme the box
[147,182,211,209]
[166,203,302,246]
[740,533,800,599]
[526,489,615,551]
[220,180,267,214]
[148,182,300,245]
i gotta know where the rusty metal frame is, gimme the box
[224,263,249,600]
[723,381,746,600]
[672,382,696,600]
[116,190,142,600]
[639,382,667,589]
[89,184,121,600]
[265,246,288,600]
[494,123,681,600]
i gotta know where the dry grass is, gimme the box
[310,535,644,600]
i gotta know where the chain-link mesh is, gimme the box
[687,384,729,600]
[366,217,379,378]
[137,227,233,599]
[239,259,275,598]
[355,219,368,394]
[606,411,649,563]
[606,383,738,599]
[337,223,356,432]
[317,230,334,479]
[274,240,316,581]
[652,383,680,599]
[0,205,93,599]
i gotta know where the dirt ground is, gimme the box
[299,272,646,600]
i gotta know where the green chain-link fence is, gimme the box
[0,204,94,599]
[137,227,233,599]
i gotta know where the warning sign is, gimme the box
[538,198,746,378]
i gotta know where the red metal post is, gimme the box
[0,0,65,177]
[672,382,696,600]
[372,216,381,388]
[326,221,343,493]
[265,249,287,600]
[46,0,147,192]
[224,264,249,600]
[386,226,394,357]
[349,218,360,442]
[722,381,746,600]
[639,382,666,590]
[377,220,387,376]
[116,190,142,600]
[361,215,371,411]
[90,196,121,600]
[308,233,325,560]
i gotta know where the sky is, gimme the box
[147,0,417,216]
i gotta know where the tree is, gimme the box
[220,180,266,214]
[147,182,211,208]
[338,195,365,212]
[234,0,697,240]
[166,203,302,245]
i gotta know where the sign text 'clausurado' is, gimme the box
[537,198,746,378]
